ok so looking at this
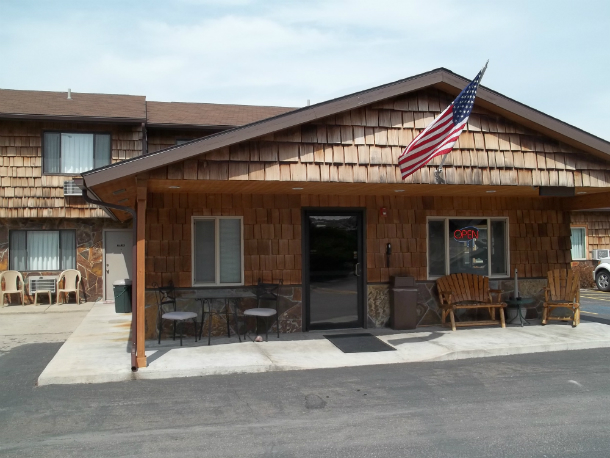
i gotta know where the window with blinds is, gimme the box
[193,217,243,286]
[42,132,111,174]
[9,230,76,271]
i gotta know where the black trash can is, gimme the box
[390,276,418,330]
[113,279,132,313]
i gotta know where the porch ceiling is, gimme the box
[90,178,610,222]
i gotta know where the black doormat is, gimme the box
[324,333,396,353]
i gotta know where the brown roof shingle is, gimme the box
[0,89,146,121]
[146,101,295,127]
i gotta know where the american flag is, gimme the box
[398,64,487,179]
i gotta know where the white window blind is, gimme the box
[194,220,216,283]
[193,217,243,285]
[219,219,242,283]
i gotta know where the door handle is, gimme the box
[354,263,361,277]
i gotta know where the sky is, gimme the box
[1,0,609,140]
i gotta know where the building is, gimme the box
[76,68,610,369]
[0,88,293,302]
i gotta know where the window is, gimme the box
[570,227,587,260]
[9,230,76,271]
[43,132,111,174]
[427,218,509,278]
[192,217,243,286]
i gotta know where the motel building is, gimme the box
[37,68,610,369]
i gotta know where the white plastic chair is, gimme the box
[0,271,25,306]
[57,269,82,305]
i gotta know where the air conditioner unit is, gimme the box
[29,276,57,293]
[63,180,83,196]
[591,249,610,260]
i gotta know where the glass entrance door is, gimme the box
[305,211,364,330]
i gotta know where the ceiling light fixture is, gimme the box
[117,198,129,204]
[292,187,304,190]
[394,190,405,193]
[168,186,180,189]
[577,191,587,195]
[112,188,126,195]
[486,190,496,193]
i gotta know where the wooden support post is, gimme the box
[136,183,147,368]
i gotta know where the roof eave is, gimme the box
[0,113,146,124]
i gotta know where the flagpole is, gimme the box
[435,60,489,184]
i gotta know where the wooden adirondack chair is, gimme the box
[436,273,506,331]
[542,269,580,327]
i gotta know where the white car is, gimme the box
[594,257,610,292]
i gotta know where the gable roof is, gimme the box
[82,67,610,188]
[146,101,295,128]
[0,88,146,122]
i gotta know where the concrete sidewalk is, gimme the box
[38,302,610,386]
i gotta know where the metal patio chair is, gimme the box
[157,282,198,346]
[243,279,282,341]
[0,271,25,306]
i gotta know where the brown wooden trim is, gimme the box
[563,192,610,211]
[136,182,147,368]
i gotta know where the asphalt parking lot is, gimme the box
[580,289,610,323]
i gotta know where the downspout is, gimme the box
[81,188,139,373]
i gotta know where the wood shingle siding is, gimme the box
[0,120,143,218]
[137,89,610,190]
[144,192,571,288]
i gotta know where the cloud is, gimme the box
[0,0,608,139]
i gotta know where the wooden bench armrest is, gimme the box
[488,289,503,303]
[438,289,453,305]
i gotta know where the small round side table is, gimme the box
[505,297,536,326]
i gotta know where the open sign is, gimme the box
[454,227,479,242]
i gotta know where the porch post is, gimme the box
[136,182,147,368]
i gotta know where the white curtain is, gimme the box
[28,231,59,271]
[571,228,586,260]
[61,133,93,173]
[219,219,241,283]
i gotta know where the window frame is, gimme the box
[426,216,510,280]
[570,225,588,261]
[8,229,77,272]
[191,216,244,287]
[41,130,112,176]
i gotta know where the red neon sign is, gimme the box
[454,227,479,241]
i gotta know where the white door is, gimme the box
[104,230,133,300]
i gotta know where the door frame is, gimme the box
[103,229,133,301]
[301,207,367,331]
